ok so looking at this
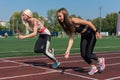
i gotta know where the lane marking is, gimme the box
[105,76,120,80]
[3,52,120,62]
[65,72,98,80]
[0,52,119,80]
[0,70,57,80]
[0,56,120,69]
[0,51,120,60]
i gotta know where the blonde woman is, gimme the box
[57,8,105,75]
[17,9,60,68]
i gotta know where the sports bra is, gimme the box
[37,21,51,35]
[75,25,86,33]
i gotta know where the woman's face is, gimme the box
[22,13,29,21]
[57,12,64,22]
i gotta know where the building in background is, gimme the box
[0,21,13,36]
[116,11,120,36]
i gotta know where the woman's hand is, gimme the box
[16,34,24,39]
[96,32,102,39]
[64,52,70,59]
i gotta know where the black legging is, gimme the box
[34,34,57,62]
[80,30,98,64]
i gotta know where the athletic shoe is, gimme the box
[98,58,105,72]
[88,68,98,75]
[52,62,60,68]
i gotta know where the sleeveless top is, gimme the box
[70,18,89,34]
[37,21,51,35]
[74,24,94,34]
[75,25,86,33]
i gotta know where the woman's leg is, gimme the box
[44,35,60,68]
[34,35,60,68]
[80,38,93,64]
[34,35,44,53]
[81,33,98,75]
[43,35,58,62]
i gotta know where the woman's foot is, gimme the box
[52,62,60,68]
[98,58,105,72]
[88,67,98,75]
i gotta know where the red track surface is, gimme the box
[0,51,120,80]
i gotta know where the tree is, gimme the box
[93,12,118,35]
[104,13,118,34]
[47,9,59,31]
[33,12,39,19]
[9,11,40,35]
[93,17,101,32]
[9,11,22,34]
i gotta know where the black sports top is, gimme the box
[74,25,86,33]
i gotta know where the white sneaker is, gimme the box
[88,68,98,75]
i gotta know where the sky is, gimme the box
[0,0,120,21]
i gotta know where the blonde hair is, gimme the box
[22,9,33,33]
[23,9,32,17]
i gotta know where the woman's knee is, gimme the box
[34,49,39,53]
[34,48,43,53]
[81,52,91,59]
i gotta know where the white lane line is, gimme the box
[105,76,120,80]
[63,62,120,72]
[0,65,28,69]
[0,55,119,65]
[3,59,29,66]
[1,51,120,61]
[0,51,120,80]
[64,72,98,80]
[4,52,120,62]
[0,70,57,80]
[0,58,98,80]
[0,64,98,80]
[1,62,118,80]
[1,59,54,71]
[0,56,119,69]
[57,63,120,80]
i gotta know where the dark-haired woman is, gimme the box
[57,8,105,75]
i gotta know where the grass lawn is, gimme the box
[0,35,120,58]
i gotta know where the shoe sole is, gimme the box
[88,69,98,75]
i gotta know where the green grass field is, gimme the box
[0,35,120,58]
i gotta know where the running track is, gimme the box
[0,51,120,80]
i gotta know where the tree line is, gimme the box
[0,9,119,35]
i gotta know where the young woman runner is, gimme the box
[57,8,105,75]
[17,9,60,68]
